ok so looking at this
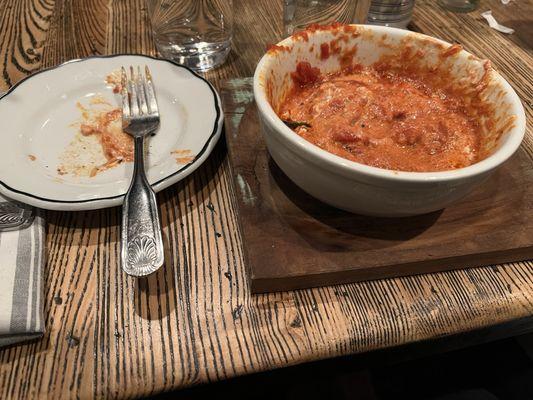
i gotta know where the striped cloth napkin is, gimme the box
[0,195,45,347]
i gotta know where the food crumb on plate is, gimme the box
[171,149,194,164]
[175,156,194,164]
[105,70,123,93]
[89,94,112,106]
[89,157,125,177]
[28,154,36,161]
[171,149,192,156]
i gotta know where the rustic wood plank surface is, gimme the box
[0,0,532,398]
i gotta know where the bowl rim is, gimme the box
[253,24,526,183]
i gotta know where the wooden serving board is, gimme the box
[222,78,533,293]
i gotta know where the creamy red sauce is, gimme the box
[80,108,133,162]
[279,62,484,172]
[77,107,133,176]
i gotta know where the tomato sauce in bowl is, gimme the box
[279,61,484,172]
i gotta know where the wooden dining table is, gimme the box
[0,0,532,398]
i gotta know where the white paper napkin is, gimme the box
[481,10,515,34]
[0,195,45,346]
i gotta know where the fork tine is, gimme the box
[136,66,149,116]
[128,66,139,116]
[120,67,130,118]
[144,65,159,115]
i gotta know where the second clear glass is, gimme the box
[366,0,415,29]
[147,0,233,71]
[284,0,371,36]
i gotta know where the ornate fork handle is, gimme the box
[0,201,34,232]
[121,135,164,276]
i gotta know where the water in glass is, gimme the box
[366,0,415,29]
[147,0,233,71]
[283,0,370,35]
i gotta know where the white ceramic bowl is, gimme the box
[253,25,525,217]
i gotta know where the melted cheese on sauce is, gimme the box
[279,65,481,172]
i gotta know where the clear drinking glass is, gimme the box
[284,0,371,35]
[366,0,415,29]
[147,0,233,71]
[438,0,480,13]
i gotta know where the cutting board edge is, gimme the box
[249,246,533,293]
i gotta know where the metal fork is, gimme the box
[120,66,164,277]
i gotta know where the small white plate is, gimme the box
[0,54,223,210]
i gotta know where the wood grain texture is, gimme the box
[0,0,532,398]
[0,0,54,91]
[223,84,533,293]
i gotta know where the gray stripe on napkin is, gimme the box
[9,224,34,332]
[33,211,44,332]
[37,216,45,331]
[30,220,40,331]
